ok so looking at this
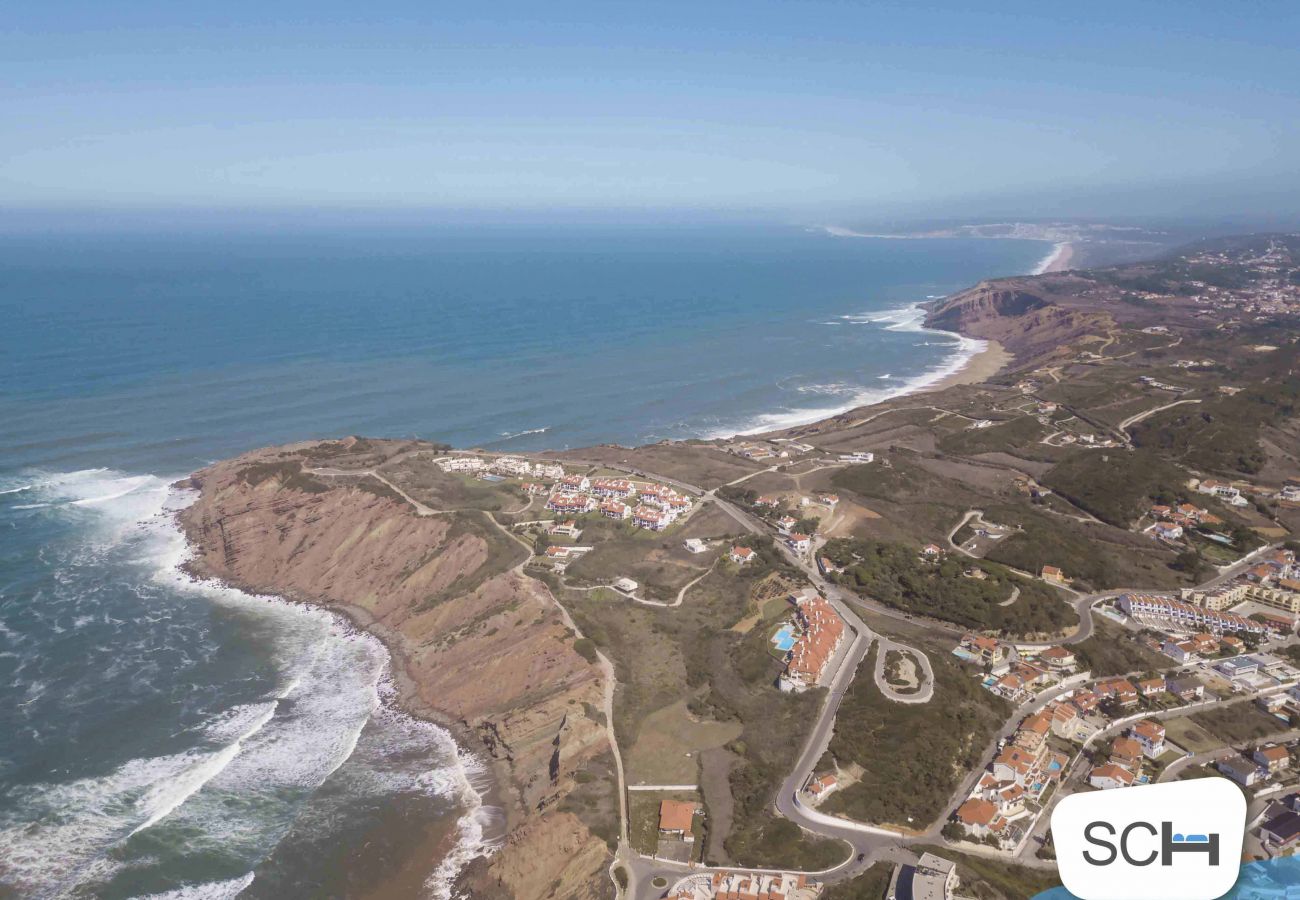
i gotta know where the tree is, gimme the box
[1171,549,1207,579]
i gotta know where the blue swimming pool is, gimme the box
[772,624,798,652]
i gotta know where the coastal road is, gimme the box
[1119,398,1202,433]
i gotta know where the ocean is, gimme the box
[0,223,1049,897]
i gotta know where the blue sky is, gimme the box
[3,1,1298,218]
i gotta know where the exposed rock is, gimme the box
[179,445,613,900]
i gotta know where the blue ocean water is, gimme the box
[0,223,1048,897]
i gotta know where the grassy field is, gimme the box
[564,538,842,869]
[1191,702,1290,745]
[1162,716,1226,754]
[821,862,894,900]
[379,457,529,511]
[624,699,742,785]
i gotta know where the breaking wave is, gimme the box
[0,468,495,899]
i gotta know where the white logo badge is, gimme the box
[1051,778,1245,900]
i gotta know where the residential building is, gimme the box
[1111,737,1143,772]
[1150,522,1184,542]
[1120,592,1266,635]
[805,774,839,800]
[1167,676,1205,701]
[786,533,812,554]
[1094,678,1139,707]
[1254,744,1292,777]
[658,800,699,842]
[1038,646,1077,671]
[959,634,1007,666]
[437,456,485,472]
[590,478,634,498]
[902,854,957,900]
[1132,720,1166,759]
[1260,810,1300,850]
[1041,565,1069,585]
[954,798,1009,842]
[600,500,631,520]
[548,493,596,514]
[1089,763,1136,790]
[683,538,708,554]
[778,593,845,693]
[557,474,591,493]
[632,506,670,531]
[1138,677,1166,698]
[1216,755,1265,787]
[729,546,754,565]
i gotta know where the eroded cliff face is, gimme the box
[179,444,614,900]
[925,280,1113,364]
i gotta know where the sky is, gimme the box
[3,0,1299,221]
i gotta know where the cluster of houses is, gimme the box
[953,707,1070,848]
[726,440,817,462]
[1196,478,1251,507]
[664,871,822,900]
[777,590,846,693]
[1087,719,1166,790]
[1115,552,1300,640]
[435,454,565,480]
[953,635,1083,702]
[541,476,694,531]
[1216,742,1294,790]
[1145,500,1222,542]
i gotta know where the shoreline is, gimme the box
[919,338,1011,393]
[1033,240,1076,273]
[168,490,503,900]
[160,243,1051,894]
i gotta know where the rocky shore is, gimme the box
[177,446,617,899]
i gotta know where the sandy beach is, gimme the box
[921,340,1011,392]
[1037,241,1077,273]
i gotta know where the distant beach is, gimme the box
[1034,241,1076,273]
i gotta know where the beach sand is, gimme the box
[1039,241,1077,273]
[922,340,1011,392]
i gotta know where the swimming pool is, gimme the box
[772,624,798,652]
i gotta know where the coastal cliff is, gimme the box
[178,443,616,900]
[924,278,1114,365]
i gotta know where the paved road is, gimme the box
[874,638,935,703]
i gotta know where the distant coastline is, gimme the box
[1034,241,1076,273]
[720,236,1057,439]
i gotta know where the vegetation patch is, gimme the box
[821,645,1009,827]
[1070,620,1171,677]
[1041,449,1190,527]
[1191,702,1290,745]
[823,539,1077,636]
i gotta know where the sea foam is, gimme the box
[0,469,494,899]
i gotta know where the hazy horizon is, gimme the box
[4,1,1299,223]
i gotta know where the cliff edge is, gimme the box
[178,441,616,900]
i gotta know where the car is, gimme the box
[857,853,865,862]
